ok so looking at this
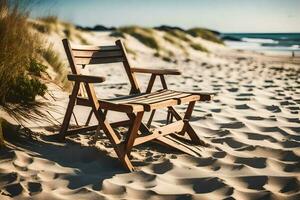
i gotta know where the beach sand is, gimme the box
[0,29,299,200]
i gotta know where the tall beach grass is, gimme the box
[0,0,46,104]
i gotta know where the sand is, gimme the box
[0,28,299,200]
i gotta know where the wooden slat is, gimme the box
[76,89,206,113]
[67,74,106,83]
[107,90,177,104]
[73,50,123,58]
[134,92,189,104]
[113,90,174,103]
[99,100,144,113]
[131,68,181,75]
[71,44,121,51]
[74,57,124,65]
[76,97,143,113]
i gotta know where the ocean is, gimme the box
[221,33,300,56]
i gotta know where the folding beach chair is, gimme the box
[59,39,212,171]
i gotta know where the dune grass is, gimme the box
[0,0,48,104]
[39,15,58,24]
[163,30,208,53]
[110,31,125,38]
[190,43,209,52]
[163,32,189,56]
[32,16,59,34]
[187,28,223,44]
[166,29,191,43]
[41,44,69,87]
[119,26,160,51]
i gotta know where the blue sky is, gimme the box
[31,0,300,33]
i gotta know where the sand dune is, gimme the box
[1,26,300,199]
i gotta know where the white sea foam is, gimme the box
[242,37,278,44]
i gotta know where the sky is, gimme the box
[30,0,300,33]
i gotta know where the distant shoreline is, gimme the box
[222,32,300,57]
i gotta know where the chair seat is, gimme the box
[96,89,211,113]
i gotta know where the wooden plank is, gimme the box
[145,95,200,111]
[73,50,123,58]
[135,92,189,104]
[75,97,140,112]
[99,100,144,113]
[74,56,124,65]
[106,90,181,105]
[131,68,181,75]
[71,44,121,51]
[107,90,173,104]
[67,74,106,83]
[133,120,184,146]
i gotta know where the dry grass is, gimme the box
[166,29,191,42]
[41,44,68,87]
[119,26,160,51]
[0,0,44,104]
[39,15,58,24]
[163,32,188,56]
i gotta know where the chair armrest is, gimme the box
[131,68,181,75]
[67,74,106,83]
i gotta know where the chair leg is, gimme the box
[181,101,205,145]
[96,110,135,171]
[125,112,144,155]
[59,82,80,139]
[146,110,155,128]
[85,109,93,126]
[168,104,206,146]
[84,82,135,171]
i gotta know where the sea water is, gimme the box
[221,33,300,56]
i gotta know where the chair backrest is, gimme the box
[62,39,141,95]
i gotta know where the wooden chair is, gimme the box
[59,38,212,171]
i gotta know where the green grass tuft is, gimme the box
[190,43,209,52]
[28,59,47,76]
[6,75,47,103]
[187,28,223,44]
